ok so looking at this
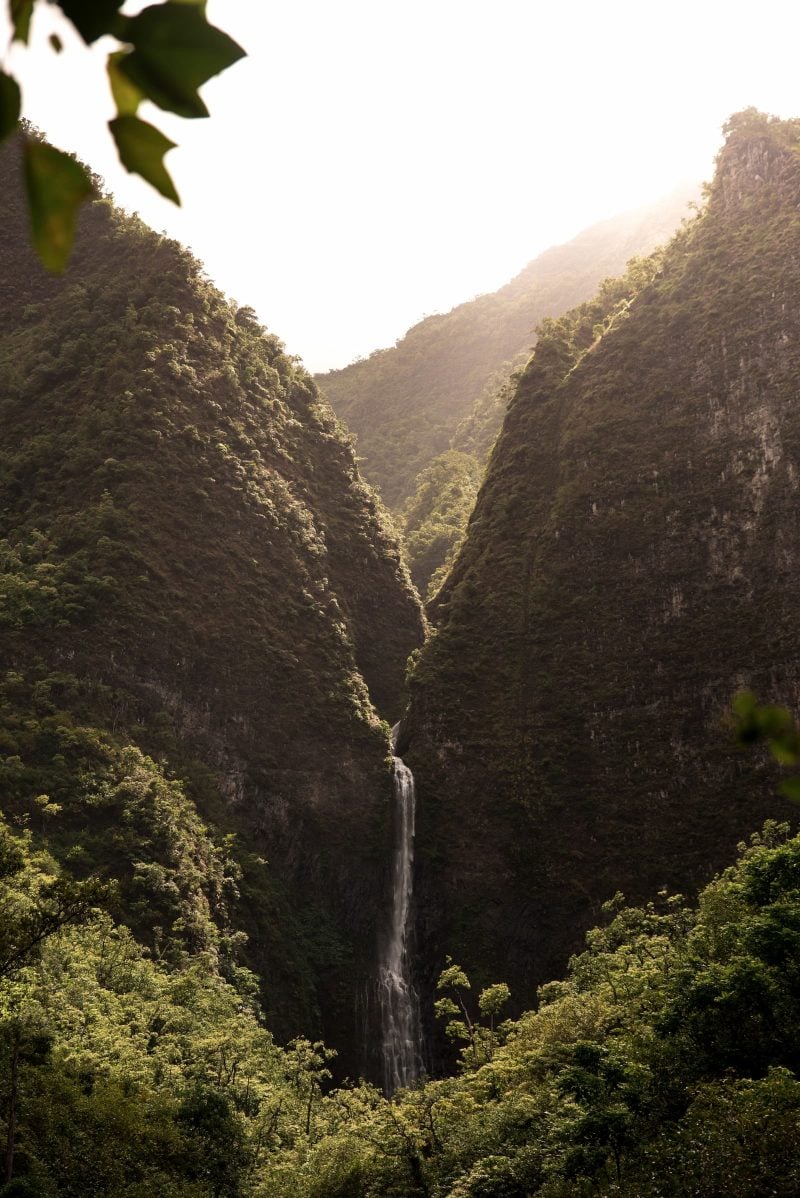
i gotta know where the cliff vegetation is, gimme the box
[4,109,800,1196]
[404,110,800,1041]
[0,133,425,1078]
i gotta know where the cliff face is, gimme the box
[404,112,800,1038]
[318,188,695,509]
[0,138,425,1073]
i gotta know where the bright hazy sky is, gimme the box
[5,1,800,371]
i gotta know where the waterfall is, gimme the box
[378,730,422,1094]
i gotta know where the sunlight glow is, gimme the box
[3,0,800,370]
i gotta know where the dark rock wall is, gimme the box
[405,113,800,1057]
[0,136,425,1075]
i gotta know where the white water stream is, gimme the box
[377,732,422,1093]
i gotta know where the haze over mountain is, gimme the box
[318,186,697,513]
[12,0,800,379]
[318,188,698,597]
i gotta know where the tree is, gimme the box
[434,959,511,1067]
[0,820,107,984]
[0,0,245,270]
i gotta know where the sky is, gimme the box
[5,0,800,372]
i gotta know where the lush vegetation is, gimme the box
[403,111,800,1038]
[0,133,424,1074]
[3,108,800,1196]
[398,453,482,599]
[0,809,331,1197]
[266,821,800,1197]
[3,782,800,1196]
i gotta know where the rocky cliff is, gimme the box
[404,111,799,1044]
[0,136,425,1074]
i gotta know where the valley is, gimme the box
[1,108,800,1196]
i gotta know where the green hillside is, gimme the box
[0,133,425,1077]
[403,110,799,1037]
[6,108,800,1197]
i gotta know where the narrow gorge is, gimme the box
[5,101,800,1196]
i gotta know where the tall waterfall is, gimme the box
[378,731,422,1094]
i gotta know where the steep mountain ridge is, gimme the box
[0,136,425,1072]
[318,186,696,510]
[403,111,799,1034]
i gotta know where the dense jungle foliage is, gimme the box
[0,131,424,1077]
[395,371,524,600]
[3,110,800,1197]
[2,810,799,1195]
[276,821,800,1198]
[403,110,800,1040]
[398,453,482,599]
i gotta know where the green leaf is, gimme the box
[57,0,126,44]
[109,115,180,204]
[107,51,143,117]
[0,73,21,142]
[10,0,34,43]
[434,996,459,1019]
[444,1019,470,1042]
[117,3,245,119]
[437,960,471,991]
[23,141,94,272]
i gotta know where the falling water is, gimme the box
[378,729,422,1094]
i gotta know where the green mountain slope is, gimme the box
[0,136,425,1074]
[318,187,696,511]
[403,110,799,1032]
[397,450,483,596]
